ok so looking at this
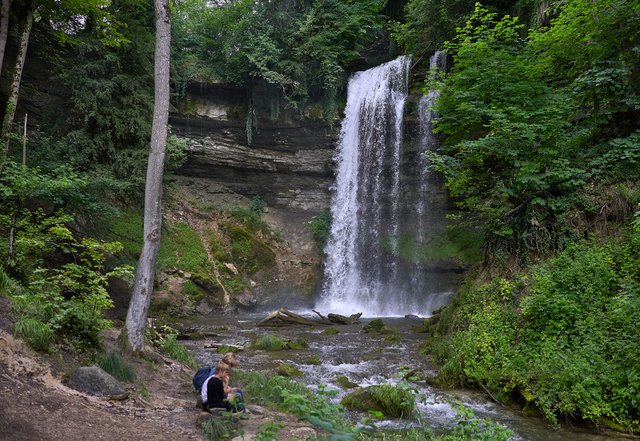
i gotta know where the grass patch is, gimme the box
[105,209,143,258]
[97,351,137,382]
[223,224,276,274]
[322,327,340,335]
[251,335,287,351]
[182,279,205,301]
[13,318,54,351]
[160,334,198,368]
[158,222,213,283]
[202,415,238,441]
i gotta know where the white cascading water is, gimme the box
[318,53,451,317]
[412,51,447,295]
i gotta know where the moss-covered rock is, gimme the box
[303,355,320,365]
[278,363,303,377]
[363,319,386,333]
[340,387,381,413]
[334,375,358,389]
[341,384,415,419]
[287,337,309,350]
[321,327,340,335]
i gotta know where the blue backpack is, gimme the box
[192,366,215,392]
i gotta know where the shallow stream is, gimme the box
[180,313,631,441]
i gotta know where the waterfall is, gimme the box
[318,53,451,317]
[412,51,447,295]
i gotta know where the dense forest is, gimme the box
[0,0,638,439]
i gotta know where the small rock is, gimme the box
[247,404,265,415]
[289,427,316,439]
[69,366,129,400]
[224,263,239,275]
[196,300,213,315]
[405,314,421,319]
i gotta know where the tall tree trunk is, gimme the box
[121,0,171,352]
[0,0,32,174]
[0,0,10,75]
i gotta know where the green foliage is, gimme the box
[251,335,287,351]
[201,414,238,441]
[255,420,283,441]
[159,333,198,368]
[97,351,137,383]
[157,222,213,283]
[229,197,278,239]
[13,318,55,351]
[224,224,276,275]
[427,229,640,428]
[172,0,387,120]
[233,370,355,435]
[306,210,332,249]
[10,238,132,350]
[303,355,321,365]
[422,0,640,259]
[341,384,416,419]
[369,406,513,440]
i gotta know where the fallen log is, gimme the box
[258,308,318,326]
[312,309,332,325]
[203,343,244,351]
[257,308,363,326]
[327,312,362,325]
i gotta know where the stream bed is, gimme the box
[180,313,631,441]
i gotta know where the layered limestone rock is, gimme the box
[171,82,336,213]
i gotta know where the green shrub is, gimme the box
[98,351,137,382]
[251,335,287,351]
[10,237,132,351]
[202,414,237,441]
[427,230,640,428]
[306,210,331,249]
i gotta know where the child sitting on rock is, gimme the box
[220,353,243,400]
[201,363,244,412]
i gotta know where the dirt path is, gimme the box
[0,325,320,441]
[0,330,201,441]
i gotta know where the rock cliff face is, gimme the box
[168,82,336,309]
[171,82,336,213]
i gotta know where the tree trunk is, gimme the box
[0,0,10,75]
[0,0,32,174]
[122,0,171,353]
